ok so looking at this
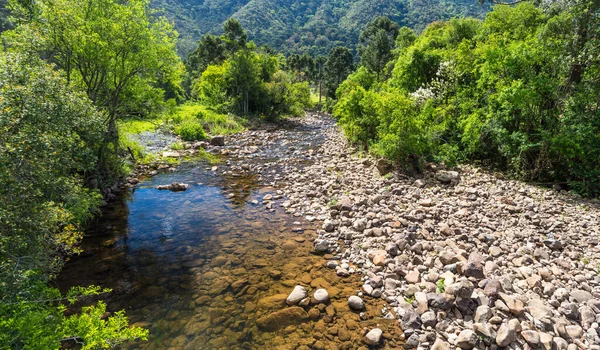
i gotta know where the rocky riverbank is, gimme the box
[264,113,600,349]
[96,111,600,349]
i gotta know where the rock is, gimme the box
[421,311,437,328]
[436,170,460,184]
[456,329,478,349]
[431,338,450,350]
[210,136,225,146]
[496,319,521,347]
[314,239,329,254]
[313,289,329,304]
[571,289,593,303]
[256,307,309,332]
[429,293,454,310]
[162,151,180,158]
[521,330,540,345]
[405,270,420,284]
[364,328,383,346]
[348,296,365,311]
[527,299,551,319]
[401,309,422,329]
[286,285,308,305]
[372,251,387,266]
[463,260,485,279]
[157,182,189,191]
[376,159,392,176]
[499,293,525,315]
[565,325,583,339]
[483,280,504,297]
[474,305,492,324]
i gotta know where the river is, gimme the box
[57,114,399,349]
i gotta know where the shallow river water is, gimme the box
[58,118,400,349]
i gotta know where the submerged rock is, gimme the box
[256,307,309,332]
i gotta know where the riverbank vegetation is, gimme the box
[333,0,600,196]
[0,0,312,347]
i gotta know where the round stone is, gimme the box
[314,289,329,303]
[348,296,365,311]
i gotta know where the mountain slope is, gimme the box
[150,0,490,57]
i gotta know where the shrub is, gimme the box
[175,119,207,141]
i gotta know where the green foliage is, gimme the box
[324,46,355,98]
[1,284,147,349]
[150,0,490,58]
[335,2,600,195]
[175,119,208,141]
[0,50,146,349]
[436,278,446,293]
[4,0,184,185]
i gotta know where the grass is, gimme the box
[119,101,245,156]
[170,103,245,136]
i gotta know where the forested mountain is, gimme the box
[151,0,490,57]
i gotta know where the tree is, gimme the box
[223,18,248,55]
[324,46,354,98]
[186,34,227,82]
[5,0,183,185]
[359,16,401,80]
[225,49,261,114]
[0,50,148,349]
[361,29,393,80]
[359,16,400,46]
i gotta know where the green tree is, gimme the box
[361,29,393,80]
[324,46,354,98]
[0,50,147,349]
[223,18,248,55]
[5,0,183,185]
[225,49,261,114]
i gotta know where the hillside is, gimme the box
[151,0,490,57]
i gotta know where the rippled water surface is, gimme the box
[58,120,400,349]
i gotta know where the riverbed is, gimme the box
[58,114,401,349]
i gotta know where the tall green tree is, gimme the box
[361,29,393,80]
[223,18,248,54]
[225,49,261,114]
[324,46,354,98]
[5,0,183,185]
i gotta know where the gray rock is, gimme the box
[496,319,521,347]
[364,328,383,345]
[210,135,225,146]
[348,296,365,311]
[436,170,460,184]
[571,289,593,303]
[456,329,478,349]
[527,299,551,319]
[286,285,308,305]
[157,182,189,191]
[431,338,450,350]
[421,311,437,328]
[314,239,329,254]
[474,305,493,324]
[402,309,422,329]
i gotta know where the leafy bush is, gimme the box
[175,119,207,141]
[335,2,600,195]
